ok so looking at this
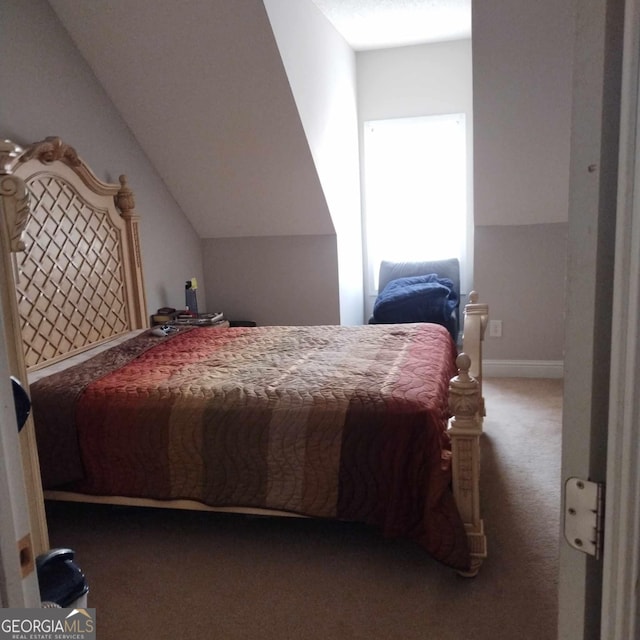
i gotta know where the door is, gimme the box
[559,0,636,638]
[0,305,40,607]
[0,143,49,605]
[600,0,640,636]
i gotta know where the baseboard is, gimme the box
[484,359,564,379]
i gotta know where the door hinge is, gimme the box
[564,477,605,559]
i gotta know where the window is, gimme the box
[362,113,468,295]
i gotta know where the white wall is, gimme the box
[473,0,574,362]
[473,0,574,227]
[357,39,474,311]
[264,0,363,325]
[46,0,347,327]
[475,224,567,361]
[203,235,339,326]
[0,0,205,316]
[357,39,473,120]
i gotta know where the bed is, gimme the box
[0,136,488,576]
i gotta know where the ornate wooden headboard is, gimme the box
[3,136,148,371]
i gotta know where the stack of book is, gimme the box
[151,308,226,327]
[173,312,225,326]
[150,308,180,325]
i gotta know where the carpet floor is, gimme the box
[45,377,562,639]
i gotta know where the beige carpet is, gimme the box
[45,377,562,640]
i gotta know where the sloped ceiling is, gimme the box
[48,0,334,239]
[311,0,471,50]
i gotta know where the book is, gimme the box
[173,313,225,326]
[151,310,179,324]
[199,312,224,323]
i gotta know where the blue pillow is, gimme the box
[373,274,458,325]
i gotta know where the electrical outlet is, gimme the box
[489,319,503,338]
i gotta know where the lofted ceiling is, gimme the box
[49,0,335,240]
[48,0,469,240]
[311,0,471,50]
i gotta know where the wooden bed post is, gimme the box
[448,352,486,576]
[463,291,488,416]
[116,175,148,329]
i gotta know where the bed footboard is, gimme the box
[449,352,486,577]
[462,291,489,416]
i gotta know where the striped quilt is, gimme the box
[31,323,470,570]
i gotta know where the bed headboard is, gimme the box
[3,136,148,371]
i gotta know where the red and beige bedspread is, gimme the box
[31,323,470,570]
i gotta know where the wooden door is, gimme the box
[558,0,635,637]
[0,152,45,605]
[600,0,640,636]
[0,143,49,555]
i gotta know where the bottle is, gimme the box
[185,278,198,316]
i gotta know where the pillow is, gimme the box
[373,274,458,325]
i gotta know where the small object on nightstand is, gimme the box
[151,308,178,325]
[151,325,177,337]
[200,312,224,323]
[173,312,227,326]
[185,278,199,316]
